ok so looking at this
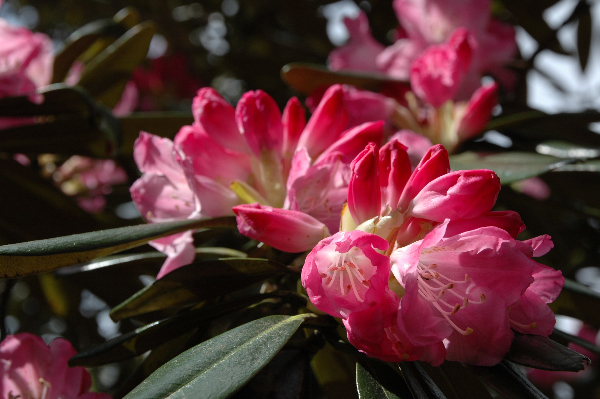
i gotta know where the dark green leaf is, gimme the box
[465,360,548,399]
[118,112,194,155]
[77,21,156,107]
[0,86,120,157]
[0,216,236,279]
[552,328,600,358]
[449,151,569,184]
[505,333,589,371]
[281,63,408,96]
[356,360,411,399]
[398,362,447,399]
[577,3,592,71]
[552,279,600,326]
[70,294,269,366]
[110,257,290,321]
[554,159,600,172]
[418,361,494,399]
[123,314,315,399]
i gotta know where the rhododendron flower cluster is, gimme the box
[131,84,389,277]
[329,0,517,98]
[301,141,564,366]
[0,333,111,399]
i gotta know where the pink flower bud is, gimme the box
[348,143,381,225]
[409,169,501,221]
[379,140,412,210]
[233,203,330,253]
[456,81,498,140]
[236,90,284,157]
[282,96,306,160]
[315,121,384,165]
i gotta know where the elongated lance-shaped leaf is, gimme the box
[465,361,548,399]
[552,328,600,358]
[399,362,447,399]
[449,151,571,184]
[0,217,237,279]
[123,314,315,399]
[356,360,411,399]
[505,333,589,371]
[70,294,270,367]
[109,257,291,321]
[281,63,408,96]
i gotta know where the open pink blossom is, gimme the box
[301,230,390,318]
[0,333,111,399]
[390,222,563,366]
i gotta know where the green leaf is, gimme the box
[505,333,589,371]
[119,112,194,155]
[0,217,236,279]
[356,361,411,399]
[0,86,121,157]
[123,314,315,399]
[577,4,592,71]
[77,21,156,108]
[536,140,600,159]
[110,257,290,321]
[281,63,408,96]
[70,294,268,367]
[465,361,548,399]
[418,361,494,399]
[398,362,447,399]
[552,328,600,358]
[449,151,569,184]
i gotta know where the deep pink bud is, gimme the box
[397,144,450,211]
[379,140,412,210]
[348,143,381,225]
[409,169,501,221]
[410,28,473,107]
[297,85,348,158]
[301,230,391,318]
[192,88,250,154]
[236,90,284,157]
[282,96,306,159]
[233,203,330,252]
[456,82,498,140]
[445,210,525,239]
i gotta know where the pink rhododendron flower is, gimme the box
[132,84,385,273]
[302,141,563,366]
[0,19,53,102]
[0,333,111,399]
[329,1,517,97]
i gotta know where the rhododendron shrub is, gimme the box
[301,141,564,366]
[131,84,386,276]
[0,333,111,399]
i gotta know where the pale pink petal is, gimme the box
[388,129,434,167]
[444,210,525,238]
[328,12,385,73]
[151,231,196,278]
[129,173,196,222]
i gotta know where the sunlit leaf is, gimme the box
[449,151,569,184]
[465,361,548,399]
[123,314,315,399]
[281,63,408,96]
[505,333,589,371]
[110,258,291,321]
[398,362,446,399]
[536,140,600,159]
[0,217,236,279]
[356,360,411,399]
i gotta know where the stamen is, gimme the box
[510,319,537,330]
